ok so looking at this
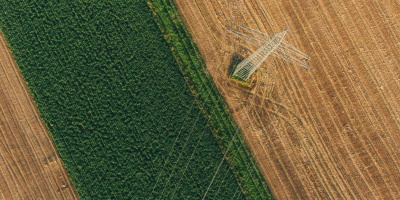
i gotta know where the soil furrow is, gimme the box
[174,0,400,198]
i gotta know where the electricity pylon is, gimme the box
[227,25,311,81]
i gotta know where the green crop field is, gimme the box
[0,0,244,199]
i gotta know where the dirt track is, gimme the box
[0,33,78,199]
[175,0,400,199]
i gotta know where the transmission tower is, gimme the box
[227,25,311,81]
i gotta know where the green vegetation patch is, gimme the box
[148,0,273,199]
[0,0,244,199]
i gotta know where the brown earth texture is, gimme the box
[175,0,400,199]
[0,33,78,199]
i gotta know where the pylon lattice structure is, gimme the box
[227,25,311,81]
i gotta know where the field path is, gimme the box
[175,0,400,199]
[0,32,78,199]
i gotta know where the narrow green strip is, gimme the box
[148,0,273,199]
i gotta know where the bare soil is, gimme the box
[175,0,400,199]
[0,33,78,199]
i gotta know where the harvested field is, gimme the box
[0,33,78,199]
[175,0,400,199]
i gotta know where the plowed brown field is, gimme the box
[0,33,78,199]
[175,0,400,199]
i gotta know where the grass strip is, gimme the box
[148,0,273,199]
